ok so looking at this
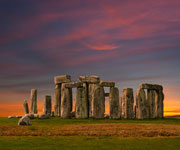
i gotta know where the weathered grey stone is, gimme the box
[54,84,61,117]
[30,89,37,114]
[92,86,105,119]
[121,88,134,119]
[16,115,22,118]
[8,116,15,119]
[23,100,29,114]
[39,114,50,119]
[100,80,115,87]
[61,83,72,118]
[154,90,164,118]
[28,113,35,119]
[65,82,83,88]
[135,88,149,119]
[88,83,99,117]
[75,83,88,118]
[78,75,100,83]
[109,87,120,119]
[147,89,155,118]
[54,75,71,84]
[44,96,52,115]
[139,84,163,91]
[18,115,32,126]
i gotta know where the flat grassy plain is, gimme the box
[0,117,180,150]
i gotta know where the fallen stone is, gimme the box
[78,75,100,83]
[8,116,16,119]
[109,87,120,119]
[28,114,35,119]
[54,75,71,84]
[34,114,39,118]
[18,115,32,126]
[39,114,50,119]
[16,115,22,118]
[100,80,115,87]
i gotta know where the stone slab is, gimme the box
[100,80,115,87]
[54,75,71,84]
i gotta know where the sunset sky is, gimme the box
[0,0,180,117]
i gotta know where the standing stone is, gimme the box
[121,88,134,119]
[61,83,72,118]
[109,87,120,119]
[92,86,105,119]
[147,89,155,118]
[30,89,37,114]
[154,89,164,118]
[75,83,88,118]
[135,88,149,119]
[23,100,29,114]
[54,84,61,116]
[88,83,99,117]
[44,96,52,115]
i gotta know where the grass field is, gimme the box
[0,117,180,150]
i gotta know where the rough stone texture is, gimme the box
[54,84,61,117]
[54,75,71,84]
[92,86,105,119]
[109,87,120,119]
[135,84,164,119]
[75,83,88,118]
[51,111,54,117]
[39,114,50,119]
[30,89,37,114]
[135,88,150,119]
[65,82,83,88]
[18,115,31,126]
[16,115,22,118]
[23,100,29,114]
[139,84,163,91]
[100,80,115,87]
[121,88,134,119]
[88,83,99,117]
[44,96,52,115]
[8,116,15,119]
[78,75,100,84]
[61,83,72,118]
[28,114,35,119]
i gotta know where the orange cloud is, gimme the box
[87,44,119,51]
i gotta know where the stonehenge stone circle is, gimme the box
[44,96,52,115]
[23,100,29,114]
[19,75,164,121]
[30,89,37,114]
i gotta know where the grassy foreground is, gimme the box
[0,117,180,150]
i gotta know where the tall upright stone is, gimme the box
[147,89,155,118]
[109,87,120,119]
[61,83,72,118]
[44,96,52,115]
[78,75,100,117]
[75,83,88,118]
[30,89,37,114]
[54,84,61,117]
[54,75,71,117]
[23,100,29,114]
[121,88,134,119]
[92,86,105,119]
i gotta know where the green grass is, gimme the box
[1,117,180,126]
[0,136,180,150]
[1,117,180,150]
